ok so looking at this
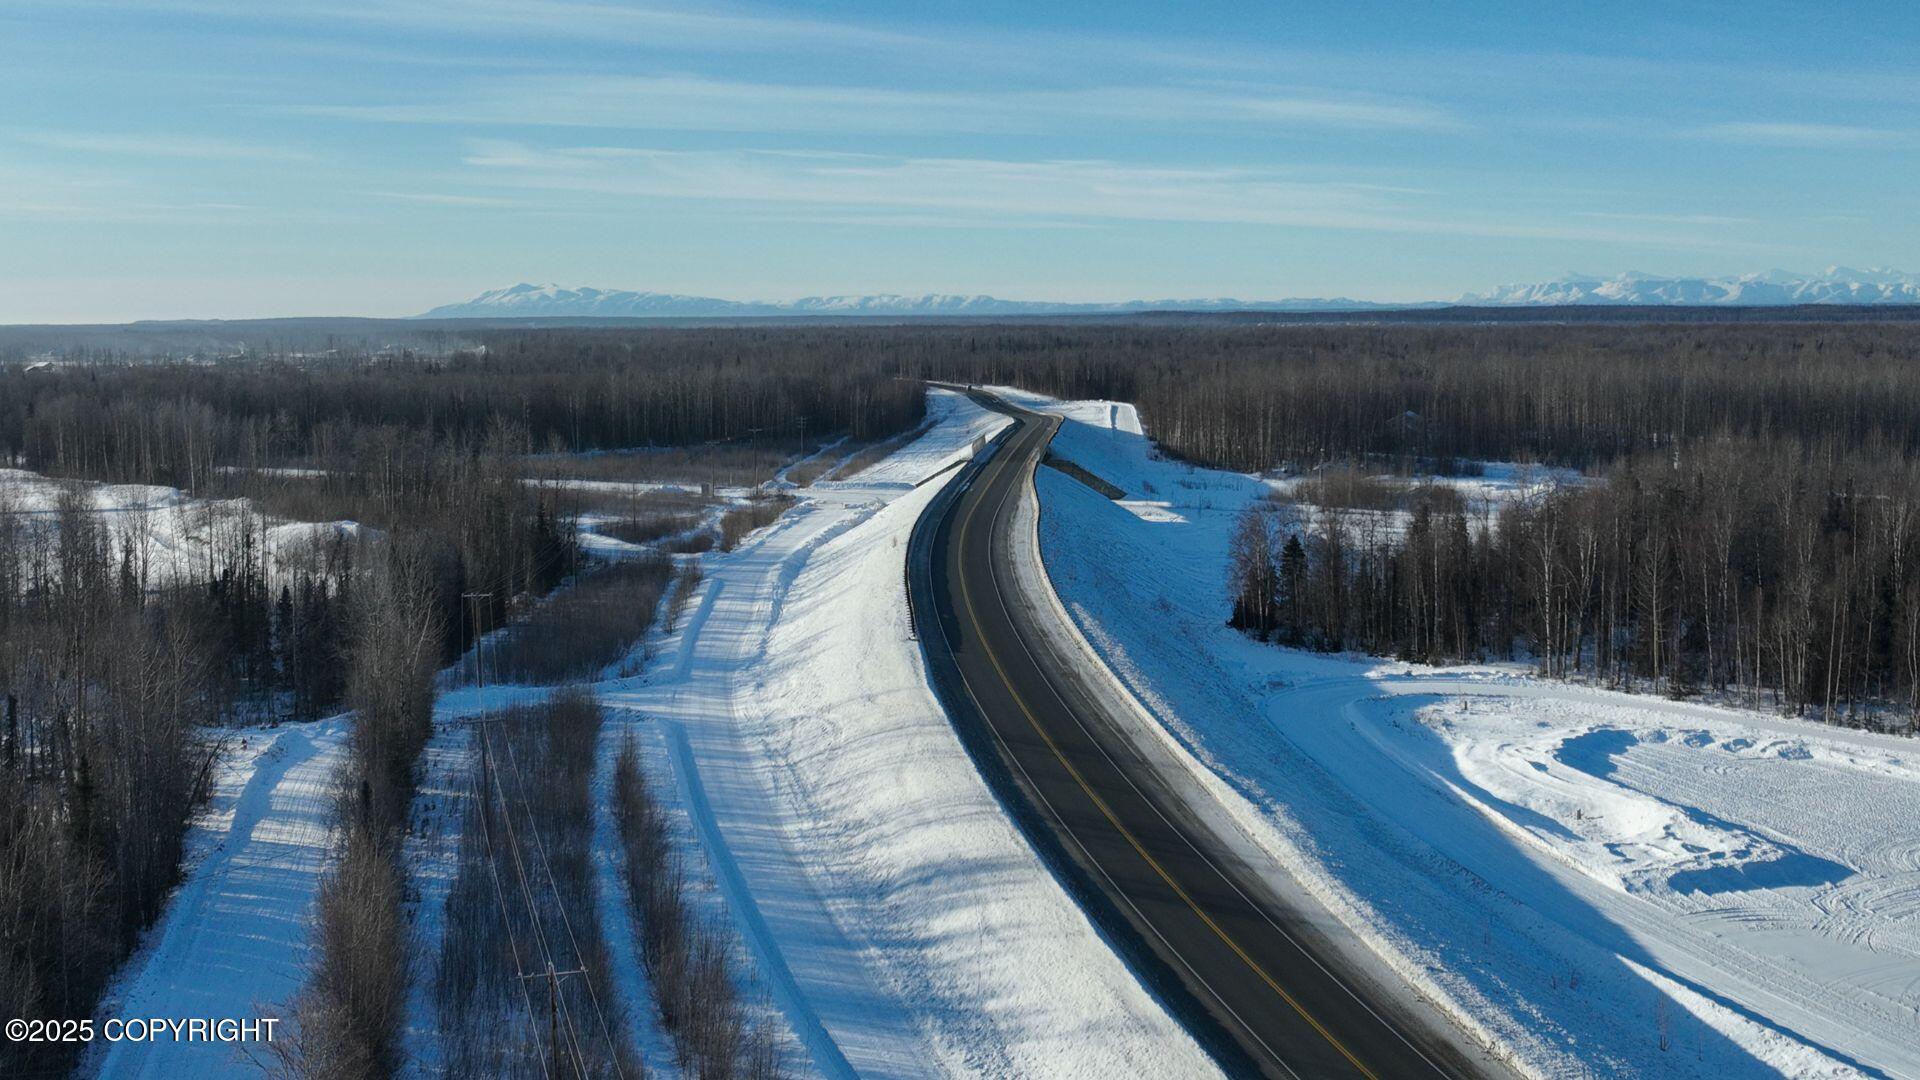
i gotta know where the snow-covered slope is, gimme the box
[417,282,1399,319]
[1464,267,1920,305]
[420,283,781,318]
[1008,387,1920,1078]
[586,388,1215,1077]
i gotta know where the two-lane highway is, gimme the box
[908,389,1485,1079]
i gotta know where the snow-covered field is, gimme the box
[91,389,1218,1079]
[1006,386,1920,1079]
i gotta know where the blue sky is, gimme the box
[3,1,1917,321]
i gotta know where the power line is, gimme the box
[472,726,552,1080]
[498,725,626,1080]
[482,717,635,1078]
[480,721,586,1077]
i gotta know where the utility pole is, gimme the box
[519,963,587,1077]
[462,592,493,686]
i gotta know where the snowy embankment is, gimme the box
[591,387,1217,1078]
[1001,386,1920,1079]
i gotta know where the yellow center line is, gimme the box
[956,419,1378,1080]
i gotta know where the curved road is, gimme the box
[908,389,1486,1079]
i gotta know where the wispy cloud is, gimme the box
[0,196,258,225]
[1697,121,1908,147]
[369,190,521,207]
[0,160,258,224]
[1573,210,1757,226]
[55,1,1920,115]
[14,130,311,161]
[42,0,929,54]
[286,74,1459,136]
[455,141,1704,246]
[741,211,1102,231]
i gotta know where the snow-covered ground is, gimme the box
[91,389,1219,1079]
[0,467,362,585]
[532,475,754,501]
[84,717,348,1079]
[1005,386,1920,1079]
[84,683,553,1080]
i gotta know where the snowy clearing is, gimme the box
[1004,386,1920,1079]
[0,467,363,586]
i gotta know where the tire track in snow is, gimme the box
[638,494,940,1079]
[88,718,349,1080]
[661,720,861,1080]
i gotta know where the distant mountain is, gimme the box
[418,270,1920,320]
[416,283,1410,319]
[1462,267,1920,306]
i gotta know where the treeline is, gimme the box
[0,511,207,1078]
[4,328,921,677]
[21,428,582,702]
[10,322,1920,482]
[2,327,927,487]
[213,425,585,668]
[1230,444,1920,729]
[906,322,1920,471]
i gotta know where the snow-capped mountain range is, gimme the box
[416,283,1404,319]
[1463,267,1920,306]
[419,269,1920,319]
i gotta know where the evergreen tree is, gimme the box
[1277,534,1308,646]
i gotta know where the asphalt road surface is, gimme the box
[907,388,1487,1080]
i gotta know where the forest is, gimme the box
[1226,451,1920,727]
[3,317,1918,1075]
[7,319,1919,729]
[976,322,1920,729]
